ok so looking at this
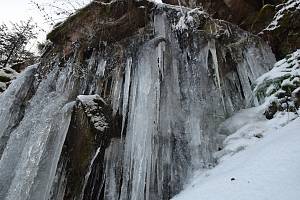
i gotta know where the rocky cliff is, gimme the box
[0,1,276,200]
[164,0,299,59]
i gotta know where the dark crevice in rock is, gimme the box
[50,95,122,200]
[207,50,217,87]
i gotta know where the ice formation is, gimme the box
[0,2,276,200]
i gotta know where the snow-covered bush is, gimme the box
[254,49,300,119]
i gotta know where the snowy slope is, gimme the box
[172,110,300,200]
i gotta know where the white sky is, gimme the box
[0,0,41,22]
[0,0,51,42]
[0,0,91,51]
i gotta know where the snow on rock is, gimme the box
[0,67,19,93]
[264,0,300,32]
[0,81,6,92]
[77,94,109,132]
[254,49,300,92]
[77,94,106,106]
[173,109,300,200]
[151,0,163,3]
[259,0,300,59]
[173,8,209,31]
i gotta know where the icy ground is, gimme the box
[173,106,300,200]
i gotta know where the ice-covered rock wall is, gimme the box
[0,1,275,200]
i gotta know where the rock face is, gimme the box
[163,0,277,25]
[260,0,300,59]
[164,0,300,59]
[0,1,275,200]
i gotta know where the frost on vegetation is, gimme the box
[264,0,300,31]
[77,94,109,132]
[174,8,209,31]
[254,49,300,119]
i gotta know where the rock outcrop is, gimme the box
[163,0,300,59]
[163,0,278,26]
[0,1,275,200]
[0,67,19,93]
[260,0,300,59]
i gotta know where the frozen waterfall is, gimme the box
[0,3,276,200]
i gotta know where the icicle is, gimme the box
[50,161,68,200]
[157,42,165,80]
[96,59,106,78]
[79,146,102,200]
[154,10,167,80]
[0,66,75,200]
[118,40,161,200]
[208,40,226,112]
[103,139,123,200]
[121,58,132,138]
[185,115,203,168]
[111,66,124,116]
[0,64,37,150]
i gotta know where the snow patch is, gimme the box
[77,94,108,132]
[174,8,208,31]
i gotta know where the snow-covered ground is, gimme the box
[173,108,300,200]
